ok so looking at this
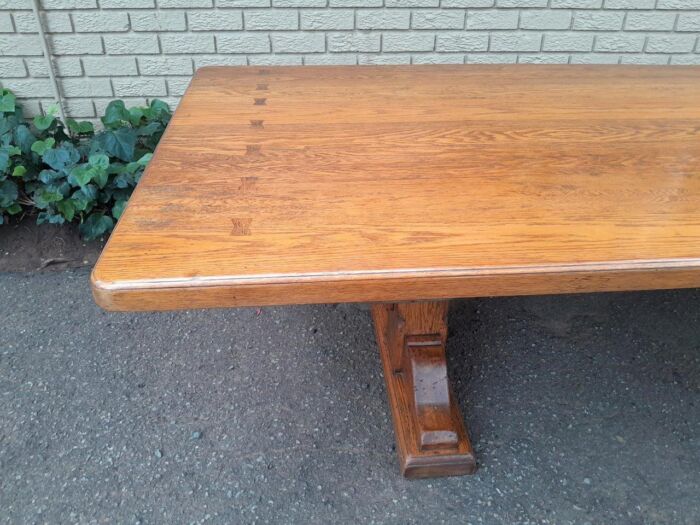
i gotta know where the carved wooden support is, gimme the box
[372,301,476,478]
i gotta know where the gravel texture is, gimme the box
[1,268,699,524]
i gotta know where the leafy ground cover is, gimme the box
[0,86,171,240]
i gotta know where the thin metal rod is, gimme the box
[30,0,66,124]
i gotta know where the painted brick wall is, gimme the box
[1,0,699,118]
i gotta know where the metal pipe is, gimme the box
[30,0,66,124]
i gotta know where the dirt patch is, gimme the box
[0,216,106,273]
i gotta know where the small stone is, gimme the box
[155,448,162,458]
[191,431,202,440]
[583,478,591,485]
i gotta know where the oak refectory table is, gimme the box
[92,65,700,479]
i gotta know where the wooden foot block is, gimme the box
[372,301,476,479]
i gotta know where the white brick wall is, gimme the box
[0,0,699,118]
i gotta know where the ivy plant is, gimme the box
[0,87,171,239]
[0,88,25,224]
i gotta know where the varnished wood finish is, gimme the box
[372,301,475,478]
[92,65,700,311]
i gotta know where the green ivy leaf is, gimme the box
[42,147,71,172]
[70,187,94,212]
[80,212,114,240]
[6,202,21,215]
[110,187,131,203]
[0,148,8,172]
[112,199,127,220]
[67,164,93,187]
[67,163,107,189]
[128,107,144,126]
[66,118,94,135]
[137,152,153,166]
[12,103,24,122]
[80,183,98,201]
[136,121,162,137]
[45,103,59,117]
[33,114,56,131]
[112,171,133,189]
[0,92,16,113]
[38,169,63,184]
[123,161,141,175]
[0,116,12,136]
[149,99,170,118]
[45,142,80,172]
[92,166,108,189]
[12,165,26,177]
[14,125,36,154]
[97,185,113,204]
[68,144,83,163]
[37,211,65,225]
[0,179,18,207]
[33,187,64,209]
[31,137,55,156]
[56,199,76,222]
[93,127,137,162]
[102,100,130,128]
[88,153,109,170]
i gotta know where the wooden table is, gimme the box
[92,65,700,479]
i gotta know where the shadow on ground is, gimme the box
[1,269,698,524]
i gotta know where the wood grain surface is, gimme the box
[92,65,700,311]
[372,301,475,478]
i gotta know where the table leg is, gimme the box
[372,301,476,479]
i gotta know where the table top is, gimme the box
[92,65,700,311]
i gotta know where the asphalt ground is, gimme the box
[1,268,699,524]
